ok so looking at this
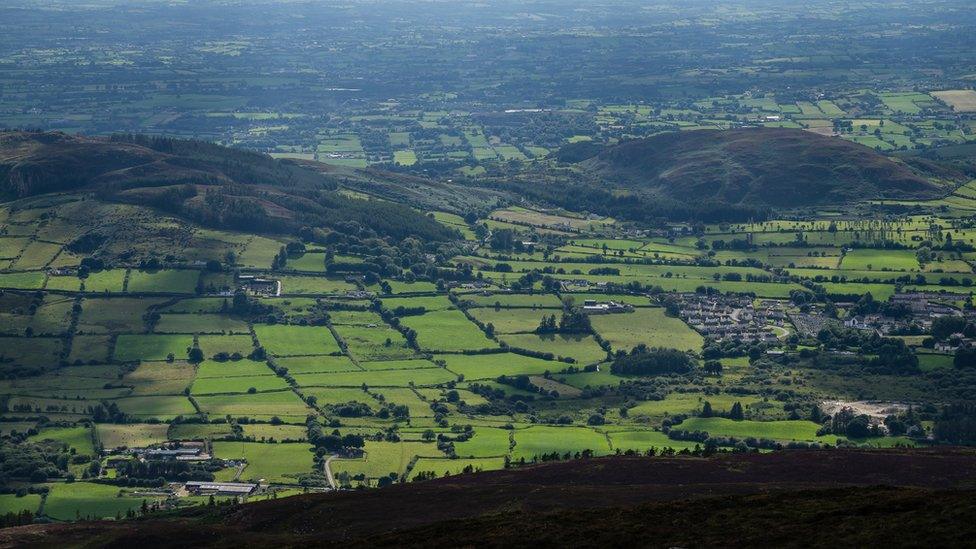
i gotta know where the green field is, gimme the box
[114,334,195,362]
[840,249,920,271]
[333,324,417,361]
[195,391,311,420]
[212,442,314,484]
[590,308,703,353]
[28,426,95,456]
[272,355,360,374]
[331,441,444,484]
[292,367,456,388]
[191,374,289,395]
[0,493,42,515]
[96,423,170,449]
[468,307,552,334]
[408,457,506,479]
[154,314,250,334]
[435,353,561,380]
[675,417,832,443]
[453,427,513,457]
[126,269,201,294]
[398,310,496,352]
[499,333,608,364]
[512,426,612,460]
[607,429,703,452]
[253,324,341,356]
[197,335,256,357]
[43,483,159,521]
[114,395,197,419]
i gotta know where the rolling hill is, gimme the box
[577,128,947,208]
[0,131,458,241]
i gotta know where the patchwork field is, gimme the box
[212,441,315,484]
[253,325,341,356]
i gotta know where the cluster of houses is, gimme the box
[843,292,963,335]
[673,293,783,343]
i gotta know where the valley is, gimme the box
[2,131,976,520]
[0,0,975,543]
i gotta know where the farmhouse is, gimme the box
[582,299,634,314]
[346,290,375,299]
[47,267,75,276]
[184,481,257,496]
[134,446,203,460]
[238,274,281,297]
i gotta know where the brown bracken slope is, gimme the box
[3,448,976,548]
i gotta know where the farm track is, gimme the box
[323,455,337,490]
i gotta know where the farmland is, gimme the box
[1,0,976,529]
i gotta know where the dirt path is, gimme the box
[323,455,337,490]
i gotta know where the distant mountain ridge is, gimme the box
[577,128,946,208]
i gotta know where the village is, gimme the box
[668,293,785,344]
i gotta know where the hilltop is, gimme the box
[0,131,459,241]
[575,128,947,209]
[3,449,975,548]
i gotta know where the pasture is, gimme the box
[28,426,95,456]
[43,483,159,521]
[675,418,831,443]
[398,310,496,352]
[512,426,611,460]
[96,423,170,449]
[499,333,608,364]
[453,427,513,457]
[0,494,42,515]
[253,324,341,356]
[126,269,200,294]
[839,249,920,271]
[114,334,194,362]
[408,457,506,479]
[331,441,444,484]
[212,442,314,484]
[435,353,559,380]
[195,390,311,419]
[590,308,703,353]
[468,307,551,334]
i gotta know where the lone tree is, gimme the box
[187,347,204,363]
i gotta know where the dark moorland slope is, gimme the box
[0,131,456,241]
[3,448,976,548]
[580,128,946,208]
